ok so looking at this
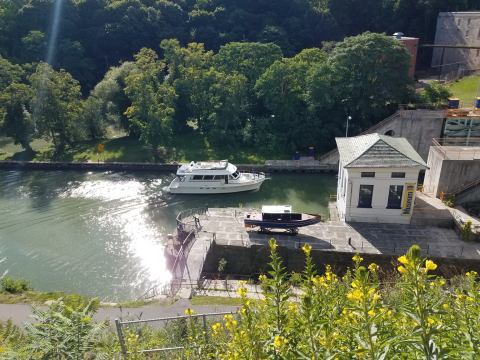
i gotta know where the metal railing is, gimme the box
[176,207,208,235]
[115,311,237,357]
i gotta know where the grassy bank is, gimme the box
[447,74,480,107]
[0,132,290,164]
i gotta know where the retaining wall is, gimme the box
[203,242,480,278]
[0,160,336,173]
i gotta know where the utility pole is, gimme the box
[345,115,352,137]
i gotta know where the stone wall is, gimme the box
[431,12,480,77]
[318,110,445,165]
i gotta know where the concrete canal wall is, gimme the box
[203,242,480,278]
[0,160,336,173]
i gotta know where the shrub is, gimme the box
[0,277,30,294]
[461,220,473,241]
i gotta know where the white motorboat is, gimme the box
[166,160,266,194]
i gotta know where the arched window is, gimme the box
[384,130,395,136]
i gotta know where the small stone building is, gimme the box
[336,134,428,224]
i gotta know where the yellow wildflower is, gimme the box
[237,286,247,297]
[397,266,407,275]
[184,308,195,316]
[427,317,435,326]
[347,289,364,302]
[442,303,450,310]
[269,238,278,251]
[211,322,222,333]
[466,271,478,278]
[368,263,379,272]
[302,243,312,256]
[352,254,363,264]
[273,335,288,349]
[398,255,409,265]
[425,260,437,271]
[368,310,375,317]
[259,274,267,282]
[351,280,360,288]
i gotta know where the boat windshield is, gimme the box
[230,171,239,179]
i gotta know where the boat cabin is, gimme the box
[176,160,240,184]
[261,205,302,221]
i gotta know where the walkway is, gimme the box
[195,208,480,259]
[0,299,239,327]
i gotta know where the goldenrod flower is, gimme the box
[397,266,407,275]
[184,308,195,316]
[425,260,437,271]
[273,335,288,349]
[398,255,409,265]
[302,243,312,256]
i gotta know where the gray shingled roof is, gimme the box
[335,134,428,168]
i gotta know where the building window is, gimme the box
[361,172,375,178]
[358,185,374,208]
[387,185,404,209]
[478,28,480,39]
[391,172,406,178]
[468,18,471,25]
[457,19,461,26]
[466,30,470,37]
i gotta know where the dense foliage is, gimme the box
[0,0,476,89]
[0,32,414,157]
[1,243,480,358]
[0,0,475,159]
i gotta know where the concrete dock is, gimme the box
[169,204,480,297]
[188,207,480,260]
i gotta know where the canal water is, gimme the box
[0,170,336,300]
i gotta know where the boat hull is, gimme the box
[244,214,321,229]
[167,178,265,194]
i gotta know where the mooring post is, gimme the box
[115,318,127,357]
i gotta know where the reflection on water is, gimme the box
[0,170,335,300]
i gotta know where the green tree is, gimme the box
[124,48,176,160]
[0,56,24,92]
[255,48,327,150]
[29,62,84,151]
[82,61,135,139]
[0,83,35,151]
[327,32,413,132]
